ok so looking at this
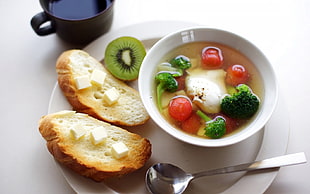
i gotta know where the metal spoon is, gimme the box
[145,152,307,194]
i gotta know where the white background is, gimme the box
[0,0,309,193]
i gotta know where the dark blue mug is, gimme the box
[31,0,114,45]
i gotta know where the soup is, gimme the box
[154,41,263,139]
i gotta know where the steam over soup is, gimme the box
[154,42,263,139]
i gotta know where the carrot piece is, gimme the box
[181,113,201,134]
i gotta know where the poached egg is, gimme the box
[186,68,227,113]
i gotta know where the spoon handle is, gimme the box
[193,152,307,179]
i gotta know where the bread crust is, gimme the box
[39,111,152,182]
[56,50,150,126]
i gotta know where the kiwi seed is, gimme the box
[104,36,146,81]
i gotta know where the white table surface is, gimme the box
[1,0,309,193]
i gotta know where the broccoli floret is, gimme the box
[170,55,192,70]
[196,110,226,139]
[155,72,178,111]
[155,55,191,111]
[221,84,260,119]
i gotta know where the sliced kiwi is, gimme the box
[104,36,146,81]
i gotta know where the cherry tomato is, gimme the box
[168,97,192,121]
[175,74,186,91]
[181,113,201,134]
[211,113,239,134]
[225,64,249,86]
[220,114,238,134]
[201,46,223,69]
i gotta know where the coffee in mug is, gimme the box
[31,0,114,45]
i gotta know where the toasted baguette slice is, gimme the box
[56,49,149,126]
[39,110,152,182]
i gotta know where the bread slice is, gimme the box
[38,110,152,182]
[56,49,149,126]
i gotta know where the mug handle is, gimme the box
[31,12,56,36]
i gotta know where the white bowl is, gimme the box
[138,27,278,147]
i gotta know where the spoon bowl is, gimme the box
[146,163,193,194]
[145,153,306,194]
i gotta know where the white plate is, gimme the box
[48,21,289,194]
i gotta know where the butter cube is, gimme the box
[90,69,106,86]
[102,87,120,105]
[111,142,129,159]
[90,126,108,145]
[70,125,85,140]
[75,75,91,90]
